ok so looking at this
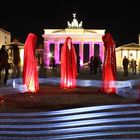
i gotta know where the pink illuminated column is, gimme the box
[54,41,60,64]
[89,42,94,59]
[79,42,84,66]
[99,42,104,63]
[44,41,50,66]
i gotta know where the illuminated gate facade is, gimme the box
[42,14,105,67]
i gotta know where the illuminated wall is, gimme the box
[42,28,105,67]
[116,43,140,70]
[19,48,24,67]
[0,28,11,48]
[138,34,140,45]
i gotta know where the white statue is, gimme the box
[79,21,83,28]
[67,13,83,29]
[67,21,71,28]
[72,18,78,28]
[73,13,76,18]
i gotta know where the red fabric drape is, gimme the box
[60,37,77,88]
[101,33,117,94]
[23,33,39,92]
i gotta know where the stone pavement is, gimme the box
[0,104,140,139]
[0,68,140,139]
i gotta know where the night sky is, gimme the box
[0,1,139,46]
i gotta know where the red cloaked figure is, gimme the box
[101,31,117,94]
[60,37,77,88]
[23,33,39,92]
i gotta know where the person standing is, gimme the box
[92,55,100,75]
[10,39,21,78]
[77,56,80,74]
[122,56,129,76]
[23,33,39,92]
[50,56,56,71]
[130,58,137,75]
[60,36,77,88]
[0,45,10,85]
[100,30,117,94]
[89,56,94,75]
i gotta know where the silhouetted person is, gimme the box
[130,58,137,75]
[50,56,56,71]
[93,55,100,74]
[98,56,102,72]
[90,56,94,75]
[11,44,20,78]
[122,56,129,76]
[77,56,80,73]
[0,45,10,85]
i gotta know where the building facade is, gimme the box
[42,14,105,67]
[0,28,11,48]
[116,43,140,71]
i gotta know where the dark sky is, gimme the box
[0,1,139,46]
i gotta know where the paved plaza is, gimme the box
[0,67,140,139]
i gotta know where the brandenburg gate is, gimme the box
[42,14,105,67]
